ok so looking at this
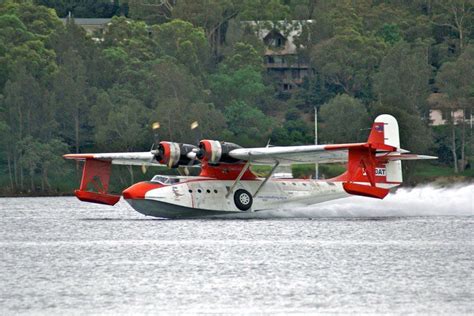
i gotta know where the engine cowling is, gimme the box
[197,140,242,164]
[155,142,198,168]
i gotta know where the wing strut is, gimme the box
[253,161,280,198]
[225,161,251,198]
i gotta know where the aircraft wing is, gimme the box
[229,144,362,165]
[229,143,437,165]
[63,152,162,166]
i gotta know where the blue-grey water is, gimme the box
[1,185,473,314]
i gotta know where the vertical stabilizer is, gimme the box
[370,114,402,183]
[371,114,400,148]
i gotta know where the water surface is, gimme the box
[1,186,473,314]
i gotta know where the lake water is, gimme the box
[1,185,473,314]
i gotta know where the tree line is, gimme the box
[0,0,472,195]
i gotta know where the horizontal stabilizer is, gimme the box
[378,153,438,161]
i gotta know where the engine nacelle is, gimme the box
[197,140,242,164]
[156,142,198,168]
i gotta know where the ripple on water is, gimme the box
[0,195,473,314]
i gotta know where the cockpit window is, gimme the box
[151,175,180,185]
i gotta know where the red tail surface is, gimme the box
[75,159,120,205]
[333,115,402,199]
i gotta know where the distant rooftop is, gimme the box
[60,18,111,26]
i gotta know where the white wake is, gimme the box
[249,183,474,218]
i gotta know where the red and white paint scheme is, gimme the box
[64,115,436,218]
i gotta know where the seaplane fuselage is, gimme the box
[122,175,357,218]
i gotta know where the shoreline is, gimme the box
[1,178,472,198]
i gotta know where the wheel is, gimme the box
[234,189,253,211]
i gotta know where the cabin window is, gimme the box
[206,189,211,193]
[188,189,192,193]
[151,175,180,185]
[214,190,218,193]
[198,189,202,193]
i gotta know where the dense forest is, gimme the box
[0,0,472,195]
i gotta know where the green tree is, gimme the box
[173,0,239,58]
[53,48,89,153]
[223,100,273,146]
[436,45,474,172]
[35,0,122,18]
[431,0,474,52]
[374,40,432,116]
[0,1,60,89]
[271,111,313,146]
[90,89,149,152]
[128,0,173,24]
[152,19,209,75]
[320,94,370,143]
[210,66,267,108]
[310,34,387,100]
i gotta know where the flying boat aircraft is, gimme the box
[64,114,436,218]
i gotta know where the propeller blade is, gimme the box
[152,121,160,147]
[190,120,201,145]
[187,151,197,160]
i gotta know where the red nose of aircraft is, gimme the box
[122,182,163,200]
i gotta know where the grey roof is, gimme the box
[60,18,112,26]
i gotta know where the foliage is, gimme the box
[0,0,473,195]
[374,40,433,116]
[34,0,124,18]
[320,94,370,143]
[223,100,273,146]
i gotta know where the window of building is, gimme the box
[292,69,300,79]
[441,109,451,121]
[464,108,472,120]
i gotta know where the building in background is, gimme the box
[428,93,473,127]
[254,21,311,92]
[60,17,111,40]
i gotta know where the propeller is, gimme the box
[148,120,203,172]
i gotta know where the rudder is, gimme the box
[369,114,402,183]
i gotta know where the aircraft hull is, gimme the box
[122,179,360,219]
[126,198,244,219]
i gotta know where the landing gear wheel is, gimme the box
[234,189,253,211]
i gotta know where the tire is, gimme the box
[234,189,253,211]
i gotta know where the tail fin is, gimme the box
[368,114,403,184]
[334,114,436,199]
[342,115,402,199]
